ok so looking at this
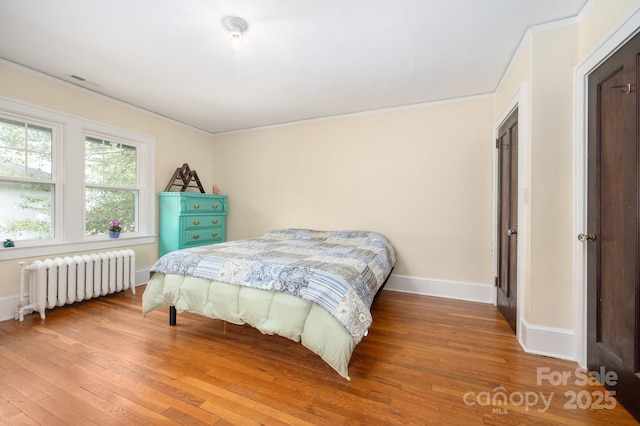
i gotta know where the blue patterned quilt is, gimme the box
[151,229,397,343]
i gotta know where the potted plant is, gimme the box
[108,220,122,238]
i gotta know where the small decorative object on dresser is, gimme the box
[164,163,205,193]
[3,238,14,248]
[158,192,228,257]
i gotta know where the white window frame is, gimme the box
[0,96,155,261]
[0,110,63,243]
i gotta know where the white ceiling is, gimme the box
[0,0,588,134]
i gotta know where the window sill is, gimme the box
[0,235,156,261]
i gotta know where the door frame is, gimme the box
[574,8,640,368]
[493,83,529,340]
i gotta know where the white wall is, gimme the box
[211,97,496,289]
[528,24,579,329]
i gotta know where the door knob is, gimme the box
[578,233,597,242]
[507,228,517,236]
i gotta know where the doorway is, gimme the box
[496,108,518,334]
[585,31,640,421]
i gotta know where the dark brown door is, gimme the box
[497,108,518,333]
[586,32,640,421]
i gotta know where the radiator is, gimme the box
[15,249,136,321]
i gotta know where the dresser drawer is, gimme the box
[182,216,225,230]
[158,192,228,257]
[183,198,225,213]
[183,228,224,246]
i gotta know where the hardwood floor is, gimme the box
[0,286,637,425]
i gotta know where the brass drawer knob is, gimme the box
[193,234,200,240]
[212,204,218,209]
[193,220,200,225]
[212,232,218,237]
[193,203,200,209]
[212,219,218,224]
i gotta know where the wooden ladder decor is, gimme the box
[163,163,205,193]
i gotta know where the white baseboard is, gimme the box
[136,268,150,287]
[519,319,576,361]
[384,274,495,304]
[1,269,577,363]
[0,268,150,322]
[0,295,20,322]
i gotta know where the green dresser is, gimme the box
[158,192,228,257]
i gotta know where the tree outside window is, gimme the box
[0,117,54,241]
[84,136,138,236]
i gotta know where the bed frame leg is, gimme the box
[169,306,176,326]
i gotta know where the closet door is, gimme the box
[585,31,640,421]
[496,108,518,334]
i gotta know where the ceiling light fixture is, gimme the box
[223,16,248,50]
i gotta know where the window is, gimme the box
[85,135,138,235]
[0,97,155,259]
[0,115,57,241]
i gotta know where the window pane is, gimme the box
[0,118,52,180]
[0,146,26,177]
[85,137,137,186]
[0,180,54,241]
[0,118,26,150]
[85,188,137,235]
[27,125,53,177]
[27,124,53,152]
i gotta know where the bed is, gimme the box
[142,228,397,380]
